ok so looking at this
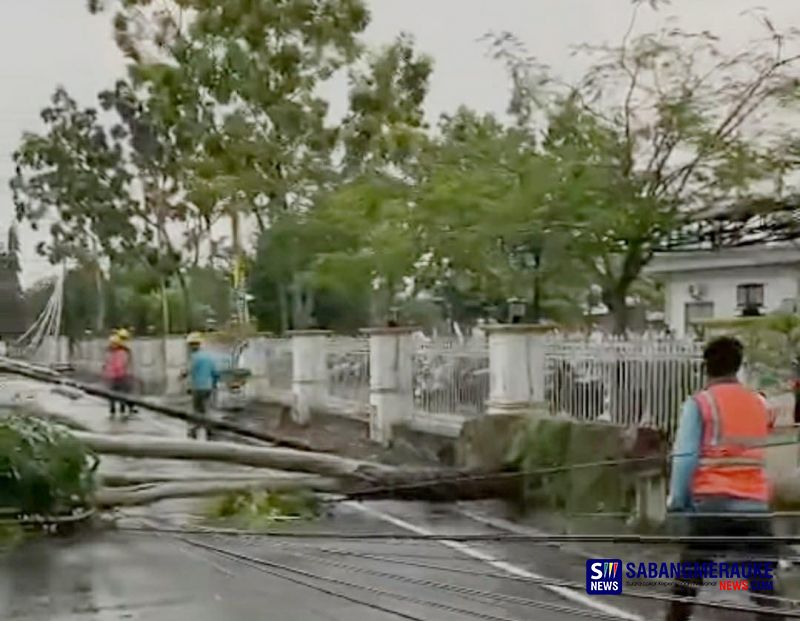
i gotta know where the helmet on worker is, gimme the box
[109,334,122,347]
[186,332,204,348]
[116,328,131,341]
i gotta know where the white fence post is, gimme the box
[164,336,187,394]
[527,327,555,404]
[364,327,415,445]
[485,324,554,416]
[242,335,269,401]
[290,330,331,425]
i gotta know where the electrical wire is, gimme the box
[249,536,800,617]
[171,536,433,621]
[178,534,630,621]
[337,434,800,502]
[174,530,800,619]
[128,515,800,618]
[116,523,800,545]
[274,540,800,614]
[122,522,796,564]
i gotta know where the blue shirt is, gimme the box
[189,349,220,392]
[668,396,769,513]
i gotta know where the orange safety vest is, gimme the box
[691,381,770,503]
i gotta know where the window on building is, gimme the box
[685,301,714,335]
[737,284,764,314]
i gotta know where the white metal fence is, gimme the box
[544,337,706,437]
[327,337,370,405]
[413,339,489,418]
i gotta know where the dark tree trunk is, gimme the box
[277,282,289,333]
[602,244,648,336]
[175,270,192,331]
[531,252,542,323]
[603,287,630,336]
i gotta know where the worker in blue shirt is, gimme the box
[183,332,220,440]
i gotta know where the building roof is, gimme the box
[646,243,800,275]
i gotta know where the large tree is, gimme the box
[489,9,800,332]
[412,108,588,324]
[10,84,203,332]
[98,0,373,328]
[302,35,433,325]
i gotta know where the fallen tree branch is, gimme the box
[95,477,340,508]
[4,402,91,432]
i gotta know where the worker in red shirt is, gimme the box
[103,333,132,419]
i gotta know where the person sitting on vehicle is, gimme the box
[103,334,132,419]
[184,332,219,439]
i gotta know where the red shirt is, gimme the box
[103,348,130,380]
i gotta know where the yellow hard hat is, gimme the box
[116,328,131,341]
[186,332,203,345]
[109,334,122,346]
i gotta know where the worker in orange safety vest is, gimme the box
[666,336,783,621]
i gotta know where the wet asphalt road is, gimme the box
[2,500,648,621]
[0,375,768,621]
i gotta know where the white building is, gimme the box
[646,245,800,338]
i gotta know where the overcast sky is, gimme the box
[2,0,799,284]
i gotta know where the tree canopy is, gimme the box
[13,2,800,335]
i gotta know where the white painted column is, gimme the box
[485,325,555,415]
[241,335,271,401]
[165,336,188,395]
[364,327,415,445]
[290,330,331,425]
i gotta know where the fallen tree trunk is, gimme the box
[74,431,398,480]
[95,476,340,508]
[2,359,520,501]
[98,472,302,487]
[76,431,516,501]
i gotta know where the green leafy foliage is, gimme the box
[710,314,800,393]
[0,413,98,517]
[11,88,139,265]
[25,264,232,338]
[480,17,800,331]
[54,3,800,335]
[206,489,321,529]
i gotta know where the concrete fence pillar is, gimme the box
[290,330,331,425]
[164,336,188,395]
[485,324,555,416]
[241,336,270,401]
[363,327,415,445]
